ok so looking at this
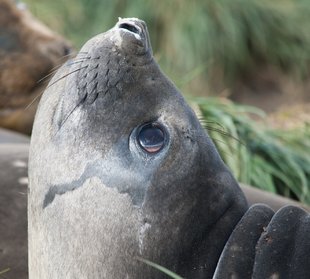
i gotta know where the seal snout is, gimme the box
[118,22,141,36]
[114,17,152,55]
[116,19,143,43]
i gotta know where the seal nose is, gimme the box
[118,23,140,35]
[116,18,153,55]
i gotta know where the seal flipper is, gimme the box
[252,205,310,279]
[213,204,274,278]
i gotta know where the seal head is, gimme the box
[29,18,247,279]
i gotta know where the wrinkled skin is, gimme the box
[0,0,72,134]
[28,18,310,279]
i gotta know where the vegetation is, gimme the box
[23,0,310,203]
[24,0,310,82]
[196,97,310,204]
[0,268,10,276]
[138,258,184,279]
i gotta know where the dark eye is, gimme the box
[137,123,165,153]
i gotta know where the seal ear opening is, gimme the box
[118,23,140,35]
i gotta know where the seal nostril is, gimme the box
[119,23,139,35]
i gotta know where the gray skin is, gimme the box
[28,18,247,279]
[28,18,310,279]
[0,133,305,279]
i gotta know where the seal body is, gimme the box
[28,18,247,278]
[0,0,71,134]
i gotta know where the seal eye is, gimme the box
[138,123,165,153]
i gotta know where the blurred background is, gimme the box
[3,0,310,203]
[24,0,310,111]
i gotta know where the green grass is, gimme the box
[138,258,184,279]
[24,0,310,83]
[195,97,310,204]
[0,268,10,276]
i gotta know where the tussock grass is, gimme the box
[195,97,310,204]
[138,258,184,279]
[25,0,310,81]
[0,268,10,275]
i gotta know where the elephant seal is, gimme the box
[28,18,310,278]
[0,0,72,134]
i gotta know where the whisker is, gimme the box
[62,51,89,60]
[56,52,75,61]
[66,59,90,66]
[71,53,90,60]
[37,68,62,85]
[204,125,244,145]
[199,118,226,131]
[56,94,87,133]
[46,66,88,89]
[24,89,44,111]
[51,50,88,68]
[26,66,88,111]
[37,55,92,85]
[57,55,90,67]
[71,55,91,60]
[212,137,232,146]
